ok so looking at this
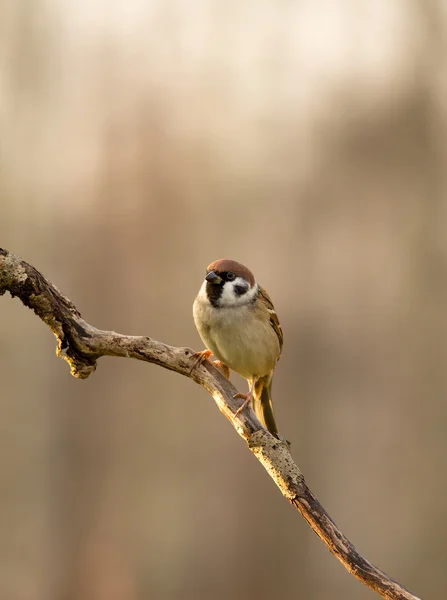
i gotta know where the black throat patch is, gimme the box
[206,280,225,307]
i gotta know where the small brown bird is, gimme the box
[193,259,283,437]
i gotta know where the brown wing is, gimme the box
[258,285,283,354]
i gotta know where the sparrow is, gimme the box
[193,259,283,437]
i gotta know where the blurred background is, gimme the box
[1,1,446,599]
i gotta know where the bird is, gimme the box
[192,258,283,437]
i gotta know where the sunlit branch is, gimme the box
[0,248,421,600]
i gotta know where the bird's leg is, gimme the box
[189,349,212,374]
[233,377,258,419]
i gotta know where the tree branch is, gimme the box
[0,248,421,600]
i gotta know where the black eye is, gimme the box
[226,272,235,281]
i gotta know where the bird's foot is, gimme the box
[232,390,254,419]
[212,360,230,379]
[189,349,212,374]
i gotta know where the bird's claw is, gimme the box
[232,391,254,420]
[189,349,212,374]
[212,360,230,379]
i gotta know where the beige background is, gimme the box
[1,1,446,599]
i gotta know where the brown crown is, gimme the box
[206,259,255,286]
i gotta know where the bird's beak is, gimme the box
[205,271,222,284]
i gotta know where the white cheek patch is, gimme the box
[218,279,258,307]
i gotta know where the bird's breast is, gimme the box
[193,297,279,379]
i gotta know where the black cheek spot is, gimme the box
[234,284,248,296]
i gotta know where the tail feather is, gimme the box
[253,375,279,437]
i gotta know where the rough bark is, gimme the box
[0,248,422,600]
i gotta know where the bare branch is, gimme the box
[0,248,422,600]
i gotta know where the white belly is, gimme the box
[193,297,279,380]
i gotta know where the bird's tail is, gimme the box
[253,374,280,438]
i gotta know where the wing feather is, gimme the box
[258,285,283,354]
